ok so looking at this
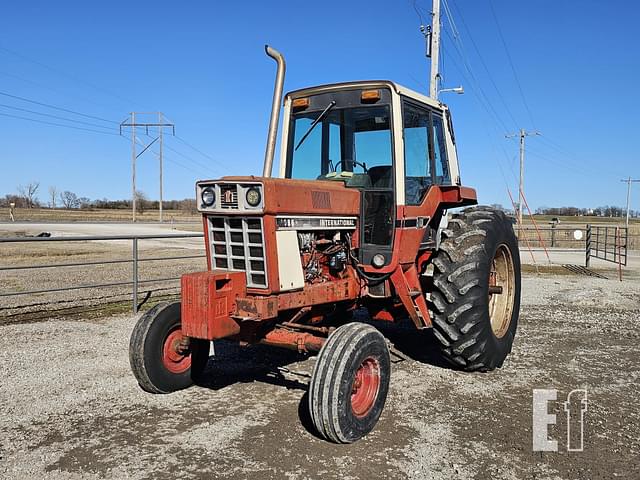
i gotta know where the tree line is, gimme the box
[2,182,637,218]
[1,182,196,214]
[533,205,639,218]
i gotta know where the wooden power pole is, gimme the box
[505,129,540,224]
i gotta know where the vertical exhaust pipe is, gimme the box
[263,45,286,177]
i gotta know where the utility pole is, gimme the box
[505,129,540,224]
[120,113,175,223]
[621,177,640,229]
[424,0,441,99]
[158,112,164,223]
[131,112,136,223]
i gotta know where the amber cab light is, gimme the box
[292,97,310,110]
[361,89,381,103]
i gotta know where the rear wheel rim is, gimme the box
[162,327,191,374]
[488,244,516,338]
[351,356,381,418]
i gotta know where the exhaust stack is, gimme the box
[263,45,286,178]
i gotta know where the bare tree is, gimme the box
[48,186,58,209]
[77,197,92,209]
[17,181,40,208]
[135,190,148,214]
[60,191,79,209]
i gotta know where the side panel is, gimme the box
[276,230,305,291]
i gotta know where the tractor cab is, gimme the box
[279,81,466,267]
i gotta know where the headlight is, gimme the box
[245,187,261,207]
[201,187,215,207]
[371,253,386,268]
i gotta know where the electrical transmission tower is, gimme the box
[505,129,540,224]
[120,113,175,222]
[621,177,640,228]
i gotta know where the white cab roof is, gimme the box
[285,80,446,111]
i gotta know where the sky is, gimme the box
[0,0,638,210]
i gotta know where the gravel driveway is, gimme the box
[1,272,639,480]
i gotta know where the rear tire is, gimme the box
[129,302,210,393]
[308,323,390,443]
[427,206,521,371]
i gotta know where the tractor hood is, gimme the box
[196,176,360,217]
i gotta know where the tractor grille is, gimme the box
[208,216,267,288]
[219,184,239,209]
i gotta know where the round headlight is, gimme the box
[245,187,261,207]
[201,187,215,207]
[371,253,386,268]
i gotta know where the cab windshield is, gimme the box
[286,101,393,189]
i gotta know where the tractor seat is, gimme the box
[367,165,393,188]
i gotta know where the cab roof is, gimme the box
[285,80,445,111]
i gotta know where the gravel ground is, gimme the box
[1,271,639,480]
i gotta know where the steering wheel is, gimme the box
[333,160,368,173]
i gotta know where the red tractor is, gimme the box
[130,46,520,443]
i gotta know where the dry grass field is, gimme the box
[1,207,200,223]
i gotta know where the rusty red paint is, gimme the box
[181,270,246,340]
[235,295,278,319]
[276,276,360,311]
[259,327,325,353]
[390,265,431,329]
[351,356,381,418]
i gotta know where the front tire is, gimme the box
[308,323,390,443]
[427,207,521,371]
[129,302,210,393]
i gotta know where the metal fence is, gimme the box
[0,233,205,314]
[586,225,628,267]
[516,226,587,250]
[516,224,630,269]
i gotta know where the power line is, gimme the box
[440,28,514,135]
[163,142,219,175]
[173,135,227,170]
[0,44,144,109]
[438,36,521,207]
[533,135,628,176]
[0,111,120,136]
[0,69,117,111]
[138,130,222,176]
[487,0,537,128]
[0,90,119,124]
[412,0,426,25]
[122,133,208,177]
[0,103,118,131]
[446,0,520,129]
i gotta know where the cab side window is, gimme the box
[432,115,451,185]
[402,102,432,205]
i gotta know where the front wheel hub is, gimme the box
[351,357,381,418]
[162,328,192,374]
